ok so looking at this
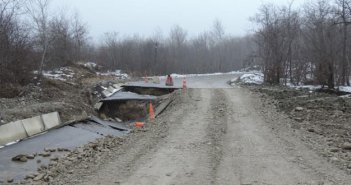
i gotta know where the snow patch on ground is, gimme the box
[234,73,264,85]
[97,70,129,80]
[339,86,351,93]
[288,85,322,91]
[78,62,98,70]
[288,85,351,94]
[42,67,75,81]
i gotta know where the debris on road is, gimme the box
[295,107,304,111]
[12,154,29,162]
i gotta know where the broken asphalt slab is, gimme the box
[0,126,101,181]
[0,117,130,181]
[101,91,157,102]
[73,117,130,137]
[89,116,130,131]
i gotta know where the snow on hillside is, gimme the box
[42,67,74,81]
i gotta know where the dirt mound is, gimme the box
[0,64,128,124]
[254,87,351,123]
[250,86,351,172]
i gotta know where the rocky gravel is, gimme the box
[248,85,351,174]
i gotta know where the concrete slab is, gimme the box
[102,89,112,97]
[101,91,157,102]
[107,86,116,93]
[94,102,103,110]
[42,112,61,129]
[0,121,27,146]
[21,116,44,137]
[112,84,122,89]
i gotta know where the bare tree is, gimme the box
[303,0,338,88]
[102,32,119,69]
[26,0,51,76]
[71,12,88,62]
[0,0,33,97]
[335,0,351,85]
[47,12,73,68]
[210,19,225,45]
[169,25,187,48]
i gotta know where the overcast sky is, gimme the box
[52,0,305,41]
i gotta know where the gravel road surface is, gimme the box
[51,88,350,185]
[45,75,351,185]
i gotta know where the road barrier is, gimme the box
[21,116,45,136]
[0,120,27,146]
[42,112,61,129]
[0,112,61,146]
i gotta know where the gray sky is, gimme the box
[52,0,305,41]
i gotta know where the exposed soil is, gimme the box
[99,100,148,121]
[249,86,351,174]
[0,65,128,124]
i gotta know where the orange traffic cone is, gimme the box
[182,78,187,90]
[135,122,145,128]
[149,101,155,121]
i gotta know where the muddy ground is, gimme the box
[249,86,351,173]
[14,87,350,185]
[0,65,129,124]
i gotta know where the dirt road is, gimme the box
[53,88,351,185]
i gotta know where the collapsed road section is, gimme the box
[0,80,180,183]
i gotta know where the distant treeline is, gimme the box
[253,0,351,88]
[96,24,254,75]
[0,0,88,86]
[0,0,254,89]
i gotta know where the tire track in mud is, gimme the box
[206,89,229,184]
